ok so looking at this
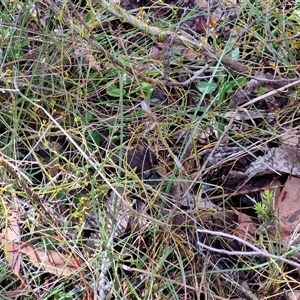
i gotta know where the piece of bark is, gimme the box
[246,145,300,178]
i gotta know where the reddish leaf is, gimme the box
[275,176,300,239]
[1,210,21,277]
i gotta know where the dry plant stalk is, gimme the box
[41,0,250,78]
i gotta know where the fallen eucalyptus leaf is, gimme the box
[20,244,79,276]
[1,209,21,277]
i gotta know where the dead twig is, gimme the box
[98,0,249,74]
[197,229,300,269]
[42,0,249,79]
[240,78,300,108]
[165,63,211,86]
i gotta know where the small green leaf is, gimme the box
[54,291,74,300]
[88,132,101,146]
[130,83,154,99]
[227,47,240,59]
[196,81,218,94]
[85,12,92,23]
[56,190,68,200]
[141,83,154,99]
[106,84,126,97]
[222,77,247,94]
[85,112,94,122]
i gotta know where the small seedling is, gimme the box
[254,190,276,222]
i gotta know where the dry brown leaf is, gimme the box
[275,176,300,239]
[20,244,79,276]
[106,188,150,237]
[73,44,101,72]
[233,209,256,242]
[105,187,132,238]
[6,289,29,298]
[1,209,21,277]
[128,199,149,232]
[280,126,300,147]
[246,145,300,178]
[149,45,162,61]
[285,290,300,300]
[170,179,194,208]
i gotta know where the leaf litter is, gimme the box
[0,0,300,298]
[1,209,81,277]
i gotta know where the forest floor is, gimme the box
[1,0,300,299]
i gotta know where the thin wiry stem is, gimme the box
[197,228,300,269]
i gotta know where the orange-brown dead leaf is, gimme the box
[233,209,256,242]
[20,243,80,277]
[280,125,299,147]
[194,15,216,34]
[275,176,300,239]
[1,209,21,277]
[286,290,300,300]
